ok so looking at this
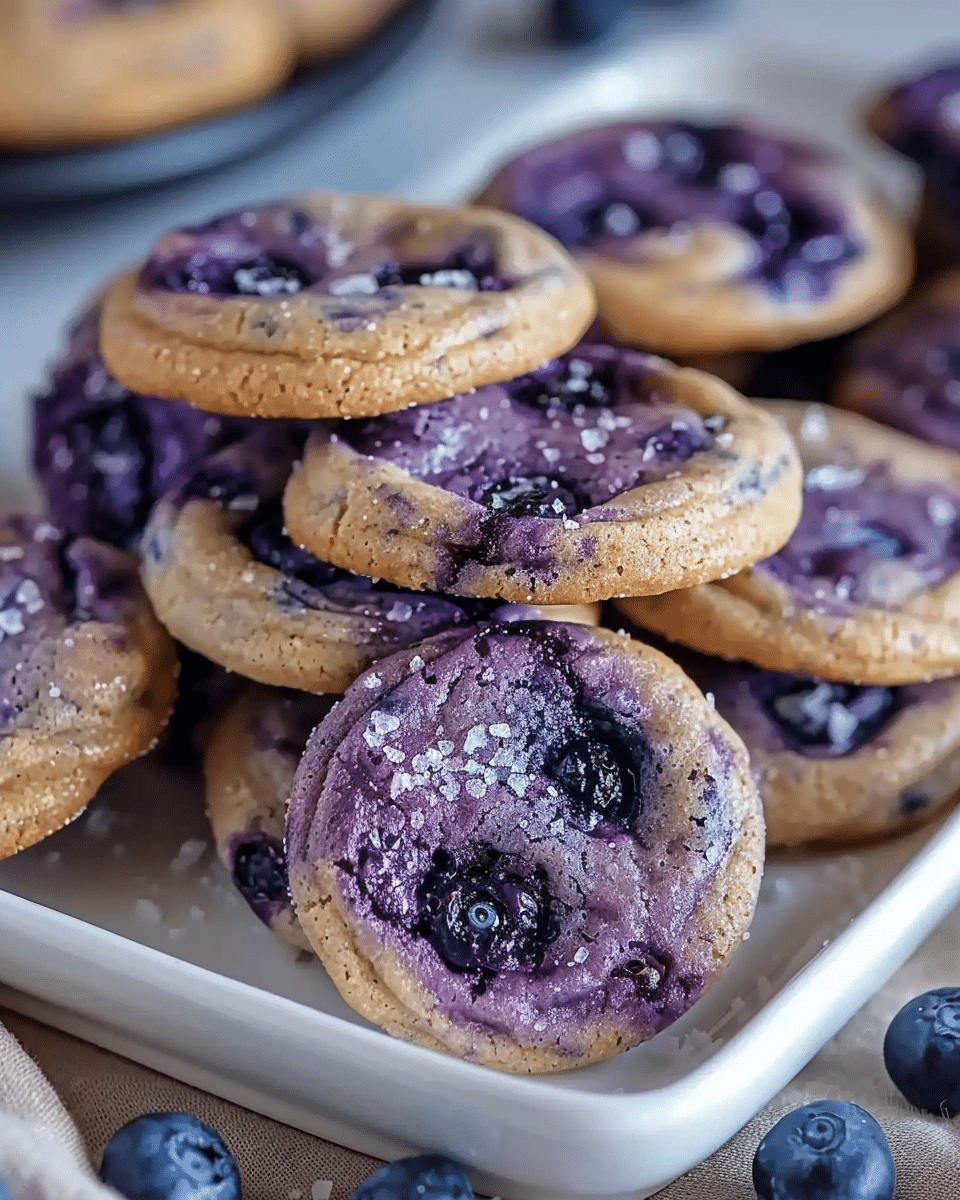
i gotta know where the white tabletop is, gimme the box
[2,0,960,503]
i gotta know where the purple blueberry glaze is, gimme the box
[33,304,257,550]
[228,831,290,926]
[844,302,960,452]
[288,623,744,1052]
[875,64,960,215]
[756,461,960,611]
[484,121,860,298]
[683,655,910,759]
[137,204,511,302]
[339,344,713,518]
[0,517,140,731]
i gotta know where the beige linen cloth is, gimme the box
[0,908,959,1200]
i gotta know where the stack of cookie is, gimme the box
[19,86,960,1073]
[0,0,410,149]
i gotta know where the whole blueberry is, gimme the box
[352,1154,473,1200]
[550,0,637,43]
[99,1113,241,1200]
[884,987,960,1116]
[752,1100,895,1200]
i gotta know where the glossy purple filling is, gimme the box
[875,64,960,214]
[756,462,960,611]
[845,303,960,452]
[685,656,904,758]
[0,517,140,731]
[137,204,511,302]
[288,623,743,1052]
[339,344,714,518]
[33,305,256,550]
[485,121,860,298]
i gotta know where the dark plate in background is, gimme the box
[0,0,436,206]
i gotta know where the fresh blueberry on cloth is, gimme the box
[752,1100,895,1200]
[884,986,960,1116]
[352,1154,473,1200]
[99,1113,240,1200]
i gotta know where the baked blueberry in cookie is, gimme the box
[0,516,177,859]
[33,301,255,551]
[205,684,336,951]
[676,652,960,846]
[143,432,600,692]
[835,271,960,452]
[100,194,596,419]
[286,621,763,1072]
[283,343,802,604]
[0,0,296,148]
[618,402,960,684]
[869,63,960,267]
[476,120,912,354]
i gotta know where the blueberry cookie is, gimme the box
[475,120,912,355]
[678,653,960,846]
[0,516,177,860]
[0,0,296,148]
[287,0,407,59]
[618,401,960,684]
[282,344,802,604]
[868,62,960,268]
[100,195,596,419]
[142,432,600,690]
[205,684,334,951]
[834,271,960,452]
[34,299,257,551]
[286,620,763,1072]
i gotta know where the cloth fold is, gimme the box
[0,907,957,1199]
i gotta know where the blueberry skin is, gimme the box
[550,0,636,43]
[0,1179,11,1200]
[352,1154,473,1200]
[752,1100,895,1200]
[99,1113,241,1200]
[884,987,960,1116]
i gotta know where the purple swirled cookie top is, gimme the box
[0,517,140,730]
[177,435,489,638]
[137,203,511,304]
[288,623,743,1051]
[337,344,714,520]
[845,302,960,451]
[755,460,960,612]
[34,304,256,549]
[874,64,960,210]
[227,689,334,928]
[482,121,860,298]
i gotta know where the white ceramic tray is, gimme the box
[1,30,958,1200]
